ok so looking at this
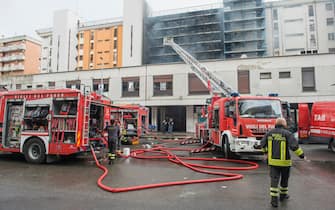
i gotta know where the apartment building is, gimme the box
[77,18,123,70]
[144,3,225,64]
[0,35,41,79]
[36,10,79,73]
[223,0,266,59]
[266,0,335,56]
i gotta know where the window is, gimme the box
[79,55,83,61]
[90,31,94,40]
[279,71,291,79]
[114,28,118,37]
[79,44,84,49]
[26,85,32,89]
[114,40,117,49]
[153,75,173,96]
[238,70,250,94]
[308,5,314,16]
[310,34,316,48]
[90,43,94,50]
[92,79,109,92]
[79,32,84,39]
[329,33,335,40]
[66,80,81,90]
[260,72,272,79]
[188,73,209,95]
[329,48,335,53]
[309,23,315,31]
[90,54,94,63]
[327,18,334,26]
[36,84,43,89]
[326,3,333,11]
[273,37,279,49]
[16,84,22,89]
[122,77,140,97]
[273,9,278,20]
[274,23,279,32]
[302,67,315,92]
[113,52,117,63]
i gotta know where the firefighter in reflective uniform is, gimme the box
[255,118,305,208]
[105,120,120,162]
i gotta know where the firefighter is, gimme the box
[254,118,305,208]
[105,119,120,163]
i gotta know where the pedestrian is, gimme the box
[168,118,174,134]
[254,118,305,208]
[162,119,168,133]
[105,119,120,163]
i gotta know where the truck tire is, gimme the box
[24,138,46,164]
[222,136,232,159]
[329,139,335,153]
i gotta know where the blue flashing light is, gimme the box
[231,92,240,97]
[268,93,279,97]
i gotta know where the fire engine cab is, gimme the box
[0,89,111,163]
[164,37,283,158]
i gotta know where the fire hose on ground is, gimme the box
[90,136,259,193]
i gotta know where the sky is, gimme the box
[0,0,278,39]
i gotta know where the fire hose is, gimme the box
[90,137,259,193]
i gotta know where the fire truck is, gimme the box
[109,104,149,141]
[0,88,111,163]
[298,102,335,152]
[164,37,283,158]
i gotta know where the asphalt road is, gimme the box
[0,140,334,210]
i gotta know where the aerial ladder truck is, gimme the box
[163,37,283,158]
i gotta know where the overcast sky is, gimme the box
[0,0,277,39]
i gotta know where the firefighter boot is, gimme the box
[280,194,290,201]
[271,196,278,208]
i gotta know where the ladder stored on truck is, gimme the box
[163,37,236,96]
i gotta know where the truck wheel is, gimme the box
[222,136,231,159]
[24,138,46,164]
[330,139,335,153]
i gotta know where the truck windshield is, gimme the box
[238,99,282,119]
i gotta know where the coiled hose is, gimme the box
[90,138,259,193]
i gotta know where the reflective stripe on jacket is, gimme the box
[260,125,304,167]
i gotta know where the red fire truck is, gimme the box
[109,104,149,139]
[164,37,283,158]
[298,102,335,152]
[0,89,111,163]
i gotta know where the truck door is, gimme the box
[211,107,221,145]
[3,101,24,148]
[298,103,310,140]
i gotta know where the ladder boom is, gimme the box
[163,37,235,96]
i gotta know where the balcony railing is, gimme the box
[0,64,24,72]
[0,54,25,62]
[0,44,26,52]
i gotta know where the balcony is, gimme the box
[0,54,25,62]
[0,64,24,72]
[0,44,26,52]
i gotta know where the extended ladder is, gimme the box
[163,37,236,96]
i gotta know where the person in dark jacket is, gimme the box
[105,120,120,162]
[255,118,305,208]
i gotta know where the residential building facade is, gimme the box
[77,18,123,70]
[266,0,335,56]
[0,35,41,79]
